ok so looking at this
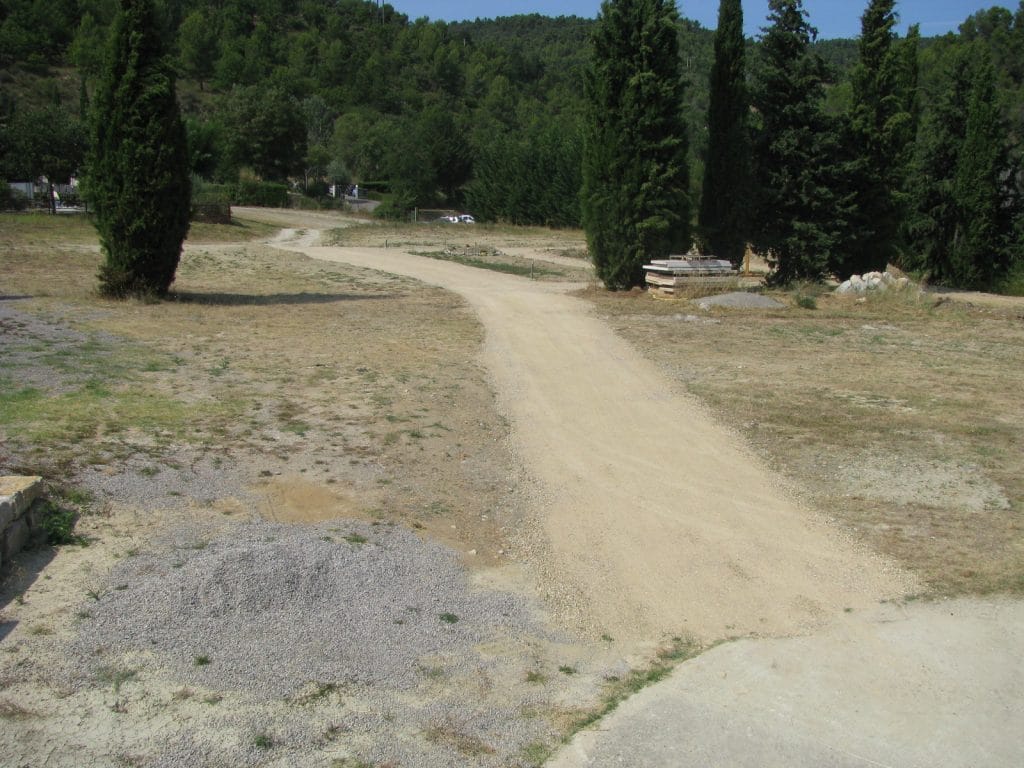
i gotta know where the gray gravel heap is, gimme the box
[72,518,548,700]
[696,292,786,310]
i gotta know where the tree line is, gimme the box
[1,0,1022,290]
[584,0,1023,292]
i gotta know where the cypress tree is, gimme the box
[837,0,918,277]
[699,0,750,268]
[87,0,191,298]
[950,52,1010,288]
[750,0,845,284]
[582,0,691,291]
[905,46,972,281]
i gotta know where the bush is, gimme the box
[996,260,1024,297]
[0,185,29,211]
[230,179,289,207]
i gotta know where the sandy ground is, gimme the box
[281,240,917,642]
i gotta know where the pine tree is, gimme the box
[836,0,918,277]
[698,0,750,268]
[750,0,845,284]
[87,0,191,298]
[582,0,691,291]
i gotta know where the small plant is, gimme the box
[40,501,86,546]
[194,654,211,666]
[558,665,577,675]
[97,665,138,694]
[253,732,274,749]
[343,533,368,545]
[795,294,817,310]
[438,612,459,624]
[525,670,546,684]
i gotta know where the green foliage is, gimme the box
[907,41,1021,289]
[835,2,918,277]
[39,500,86,546]
[582,0,691,291]
[219,85,307,182]
[750,0,845,285]
[86,0,191,298]
[230,179,289,208]
[466,118,582,227]
[1,105,87,213]
[699,0,751,266]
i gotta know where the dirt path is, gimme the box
[278,242,915,642]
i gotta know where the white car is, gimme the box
[458,214,476,224]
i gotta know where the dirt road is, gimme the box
[278,239,914,642]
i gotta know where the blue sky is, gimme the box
[387,1,1018,39]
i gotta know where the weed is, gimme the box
[202,694,222,705]
[331,758,373,768]
[343,533,368,545]
[86,589,103,601]
[438,612,459,624]
[39,501,86,546]
[525,670,546,684]
[558,665,577,675]
[194,654,211,666]
[28,625,53,636]
[96,665,138,694]
[253,732,274,749]
[138,465,160,478]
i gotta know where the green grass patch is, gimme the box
[412,250,562,279]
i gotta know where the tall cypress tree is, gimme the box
[582,0,690,291]
[699,0,750,268]
[950,51,1010,288]
[750,0,845,284]
[87,0,191,298]
[837,0,918,277]
[905,46,972,281]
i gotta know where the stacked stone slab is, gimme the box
[0,476,46,572]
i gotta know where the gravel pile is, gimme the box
[73,518,551,699]
[61,517,579,766]
[696,292,786,310]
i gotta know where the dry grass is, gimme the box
[585,285,1024,596]
[0,212,516,563]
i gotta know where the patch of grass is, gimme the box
[413,250,563,279]
[525,670,546,684]
[96,665,138,694]
[424,723,496,757]
[194,654,211,666]
[568,637,701,736]
[519,741,553,767]
[438,612,459,624]
[343,533,368,545]
[253,732,274,749]
[558,665,577,675]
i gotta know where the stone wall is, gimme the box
[0,476,46,572]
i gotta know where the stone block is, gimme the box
[3,517,30,562]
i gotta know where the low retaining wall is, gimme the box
[0,476,46,572]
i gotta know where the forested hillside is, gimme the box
[1,1,1022,286]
